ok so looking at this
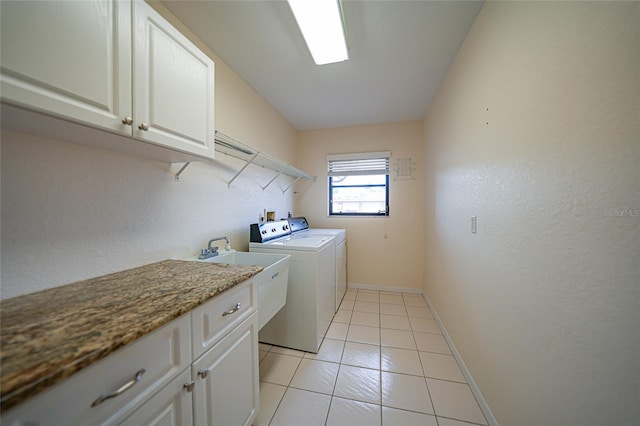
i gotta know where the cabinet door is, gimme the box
[0,0,132,135]
[133,1,215,159]
[193,313,259,426]
[118,369,193,426]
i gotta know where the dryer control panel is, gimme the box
[287,217,309,233]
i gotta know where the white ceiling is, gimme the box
[161,0,484,131]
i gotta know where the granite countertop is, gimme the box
[0,259,263,412]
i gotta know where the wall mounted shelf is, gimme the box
[214,130,315,192]
[174,130,315,192]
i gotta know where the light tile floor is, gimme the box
[254,289,488,426]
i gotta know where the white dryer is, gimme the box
[249,220,335,353]
[287,217,347,312]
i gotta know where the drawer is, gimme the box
[192,279,256,360]
[1,315,191,426]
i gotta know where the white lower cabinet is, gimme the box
[192,279,256,361]
[1,279,260,426]
[119,368,193,426]
[0,315,191,426]
[193,312,260,426]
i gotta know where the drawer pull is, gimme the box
[222,303,241,317]
[91,369,146,407]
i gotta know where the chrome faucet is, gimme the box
[198,237,231,259]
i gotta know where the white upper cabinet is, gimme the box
[133,1,214,158]
[0,0,132,135]
[0,0,215,161]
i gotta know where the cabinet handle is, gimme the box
[184,381,195,392]
[91,369,146,407]
[222,303,241,317]
[122,116,133,125]
[138,122,150,131]
[198,369,209,379]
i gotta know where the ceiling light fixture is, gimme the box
[287,0,349,65]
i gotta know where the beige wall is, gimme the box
[1,2,298,298]
[296,121,425,291]
[423,2,639,425]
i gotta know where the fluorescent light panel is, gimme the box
[287,0,348,65]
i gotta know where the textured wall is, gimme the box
[423,1,639,424]
[296,121,425,290]
[1,3,298,299]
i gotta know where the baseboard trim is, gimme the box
[347,282,423,295]
[422,292,499,426]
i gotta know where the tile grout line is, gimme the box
[378,290,383,426]
[325,329,348,426]
[403,293,440,423]
[261,345,282,426]
[412,293,442,424]
[408,296,440,422]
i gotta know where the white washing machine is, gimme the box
[249,220,336,353]
[287,217,347,312]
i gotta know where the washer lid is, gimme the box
[252,234,335,250]
[301,228,346,243]
[304,228,346,237]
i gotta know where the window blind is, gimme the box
[327,151,391,177]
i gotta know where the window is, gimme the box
[328,151,390,216]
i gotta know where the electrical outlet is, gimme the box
[471,216,477,234]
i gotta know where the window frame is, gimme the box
[327,151,390,217]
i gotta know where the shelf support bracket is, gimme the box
[282,176,302,194]
[227,152,260,188]
[175,162,191,181]
[261,170,284,191]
